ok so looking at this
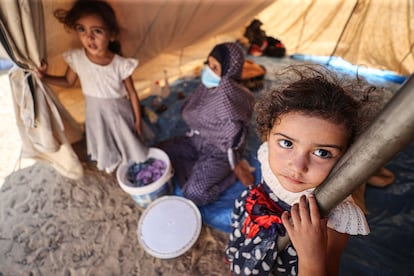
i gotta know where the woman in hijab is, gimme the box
[159,42,255,206]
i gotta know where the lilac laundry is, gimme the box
[126,158,166,187]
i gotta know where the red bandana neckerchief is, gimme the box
[242,184,288,238]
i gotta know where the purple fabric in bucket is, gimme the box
[126,158,167,187]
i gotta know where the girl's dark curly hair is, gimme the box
[255,65,369,147]
[54,0,121,54]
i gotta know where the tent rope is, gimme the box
[327,0,360,65]
[133,0,167,57]
[398,42,414,74]
[295,1,315,53]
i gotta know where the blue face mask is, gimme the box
[201,65,221,88]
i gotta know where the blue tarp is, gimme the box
[0,58,13,71]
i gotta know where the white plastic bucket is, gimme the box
[116,147,174,208]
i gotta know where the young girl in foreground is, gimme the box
[35,0,148,173]
[225,67,371,275]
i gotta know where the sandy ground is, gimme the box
[0,71,230,275]
[0,163,230,276]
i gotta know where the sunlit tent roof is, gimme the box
[43,0,413,91]
[2,0,413,86]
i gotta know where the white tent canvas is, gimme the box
[40,0,413,91]
[3,0,413,85]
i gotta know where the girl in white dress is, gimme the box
[35,0,148,173]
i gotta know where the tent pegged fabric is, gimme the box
[0,0,84,180]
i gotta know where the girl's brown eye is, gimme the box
[75,25,85,33]
[92,28,104,35]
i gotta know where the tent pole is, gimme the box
[278,74,414,251]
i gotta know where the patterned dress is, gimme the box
[225,142,370,275]
[159,43,255,206]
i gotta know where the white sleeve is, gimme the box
[62,49,78,73]
[327,196,370,235]
[120,57,138,80]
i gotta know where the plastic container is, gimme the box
[137,196,202,259]
[116,147,173,208]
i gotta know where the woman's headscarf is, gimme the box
[207,43,244,81]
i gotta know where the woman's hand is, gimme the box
[234,159,255,187]
[282,194,328,276]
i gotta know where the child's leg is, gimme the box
[353,167,395,214]
[367,167,395,187]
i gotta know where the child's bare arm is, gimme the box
[326,227,348,276]
[35,61,77,88]
[124,76,142,136]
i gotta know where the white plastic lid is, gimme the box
[137,196,202,259]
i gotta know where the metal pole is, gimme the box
[278,74,414,250]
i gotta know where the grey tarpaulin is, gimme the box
[278,74,414,250]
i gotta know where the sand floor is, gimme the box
[0,70,232,275]
[0,162,231,275]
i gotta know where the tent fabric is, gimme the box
[39,0,413,98]
[255,0,414,76]
[0,0,83,179]
[42,0,274,95]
